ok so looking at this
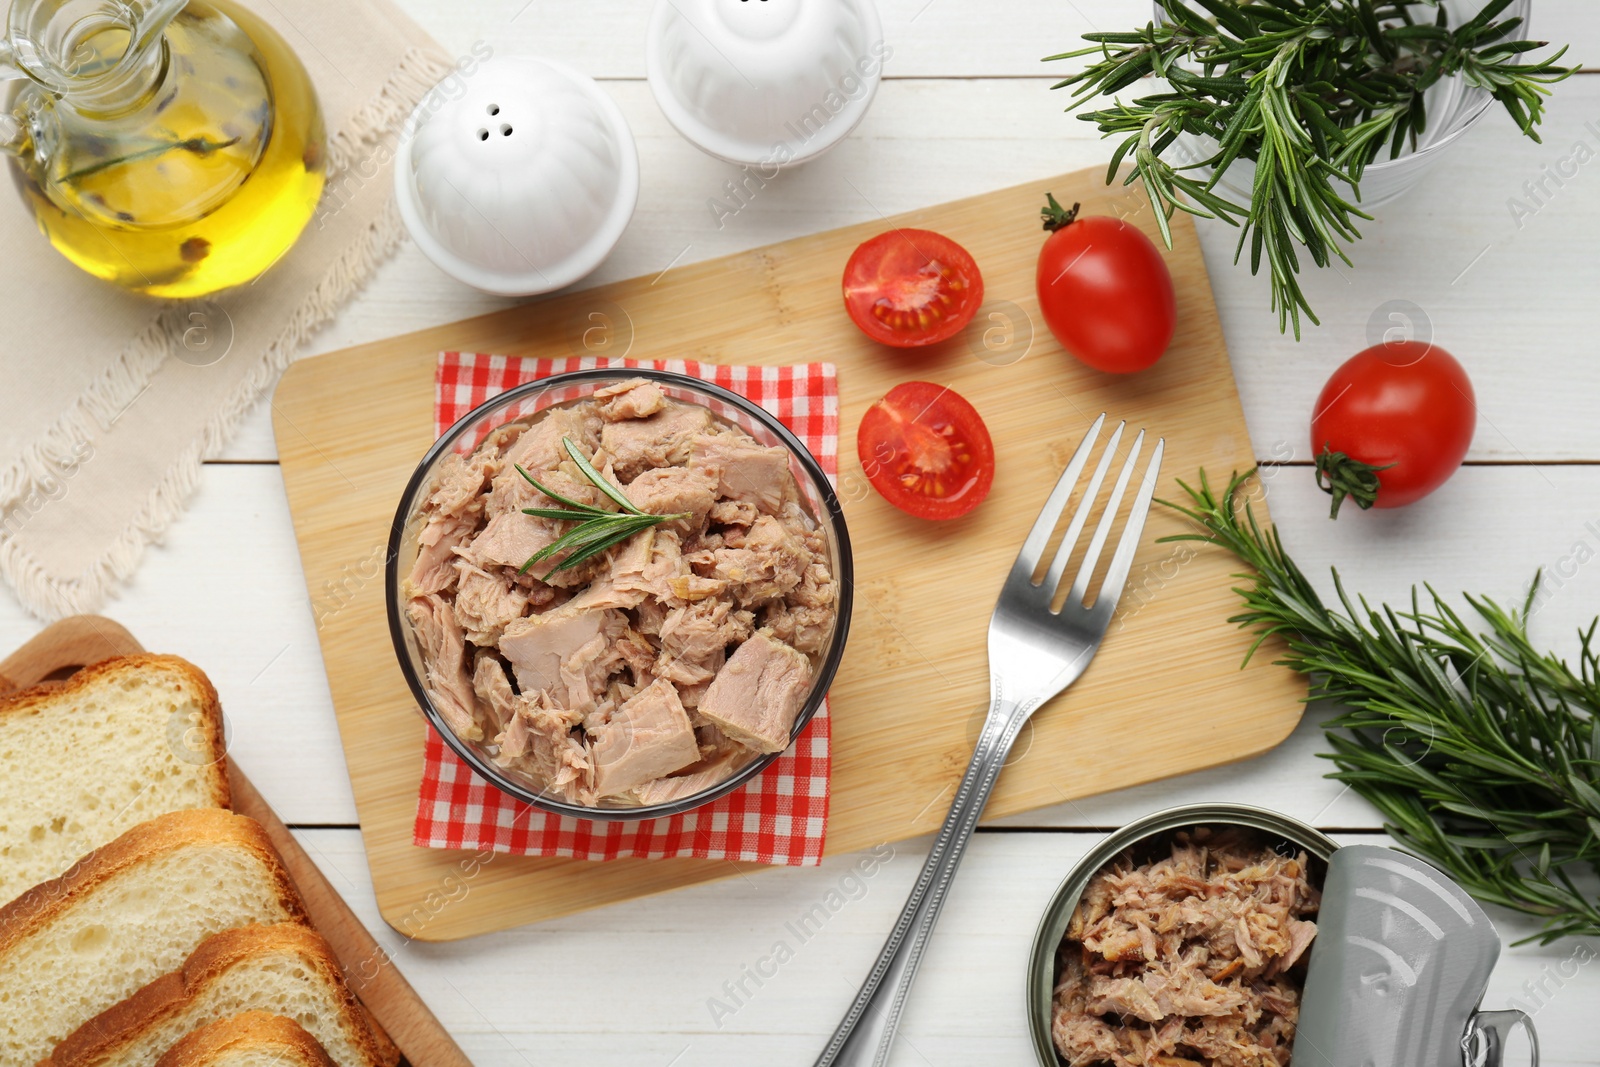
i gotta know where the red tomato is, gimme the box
[1310,340,1476,516]
[857,381,994,520]
[842,229,984,347]
[1034,196,1175,373]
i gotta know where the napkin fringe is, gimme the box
[0,197,413,621]
[0,312,169,512]
[325,45,455,176]
[0,37,453,620]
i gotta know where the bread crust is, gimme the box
[44,924,387,1067]
[0,810,306,959]
[153,1012,337,1067]
[0,653,230,809]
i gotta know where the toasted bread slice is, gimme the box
[0,810,305,1066]
[44,924,391,1067]
[153,1012,337,1067]
[0,654,230,906]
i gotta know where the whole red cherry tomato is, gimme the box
[1311,340,1476,517]
[857,381,994,520]
[1034,194,1176,373]
[842,229,984,348]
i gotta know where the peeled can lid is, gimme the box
[1295,845,1538,1067]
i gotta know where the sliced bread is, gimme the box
[154,1012,336,1067]
[0,654,230,906]
[0,809,305,1066]
[44,923,392,1067]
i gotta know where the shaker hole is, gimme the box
[476,128,488,141]
[487,104,500,116]
[500,124,513,136]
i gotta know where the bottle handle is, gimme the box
[0,106,28,159]
[0,89,44,160]
[0,36,18,78]
[1463,1009,1538,1067]
[0,35,45,158]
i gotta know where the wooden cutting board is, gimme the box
[0,617,470,1067]
[274,167,1307,941]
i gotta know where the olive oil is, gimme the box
[8,0,325,298]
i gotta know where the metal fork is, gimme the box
[815,414,1164,1067]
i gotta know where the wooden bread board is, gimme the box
[0,616,470,1067]
[274,167,1307,941]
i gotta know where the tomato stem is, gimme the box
[1314,445,1393,519]
[1040,192,1081,232]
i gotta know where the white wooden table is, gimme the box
[5,3,1599,1063]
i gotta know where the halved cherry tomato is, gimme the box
[857,381,994,520]
[843,229,984,347]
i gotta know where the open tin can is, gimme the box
[1027,803,1537,1067]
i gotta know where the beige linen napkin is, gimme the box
[0,0,454,619]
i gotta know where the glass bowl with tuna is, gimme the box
[387,367,853,819]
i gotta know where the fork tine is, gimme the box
[1091,437,1165,617]
[1039,421,1125,596]
[1010,413,1105,577]
[1064,429,1145,607]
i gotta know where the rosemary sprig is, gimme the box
[1162,469,1600,943]
[515,437,686,577]
[61,135,242,184]
[1046,0,1576,337]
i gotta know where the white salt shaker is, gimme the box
[647,0,887,168]
[393,56,639,296]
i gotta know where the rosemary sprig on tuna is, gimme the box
[1164,469,1600,943]
[1046,0,1576,337]
[515,437,685,577]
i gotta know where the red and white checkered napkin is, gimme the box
[413,353,838,865]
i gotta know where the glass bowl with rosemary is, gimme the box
[1148,0,1537,208]
[1052,0,1572,334]
[386,367,853,820]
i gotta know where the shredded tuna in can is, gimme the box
[1052,827,1321,1067]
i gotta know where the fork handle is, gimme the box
[814,701,1028,1067]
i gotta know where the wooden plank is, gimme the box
[0,464,359,826]
[396,0,1600,79]
[297,826,1598,1067]
[0,619,467,1067]
[4,460,1600,828]
[210,74,1600,463]
[275,166,1307,940]
[0,0,1588,1054]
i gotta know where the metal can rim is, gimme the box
[1026,803,1339,1067]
